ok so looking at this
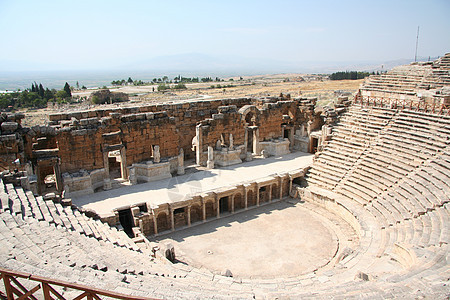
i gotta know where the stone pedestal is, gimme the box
[177,148,185,175]
[259,138,290,156]
[103,178,112,190]
[133,161,172,183]
[129,167,137,185]
[206,146,214,169]
[214,148,242,167]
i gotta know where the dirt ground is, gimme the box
[20,74,362,127]
[156,200,339,278]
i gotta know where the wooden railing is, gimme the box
[0,268,156,300]
[353,94,450,115]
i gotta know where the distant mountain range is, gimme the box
[120,53,438,75]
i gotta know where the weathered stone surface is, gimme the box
[1,122,18,133]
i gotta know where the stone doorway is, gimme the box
[118,208,134,237]
[35,158,62,195]
[108,150,122,179]
[310,137,319,153]
[103,145,127,180]
[219,196,229,213]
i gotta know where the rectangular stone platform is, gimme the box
[70,152,313,218]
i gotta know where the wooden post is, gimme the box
[2,274,14,300]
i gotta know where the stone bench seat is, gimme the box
[332,126,379,138]
[381,133,438,158]
[324,140,363,157]
[394,118,450,137]
[418,214,433,248]
[415,173,448,206]
[425,165,450,197]
[402,180,435,211]
[351,171,386,195]
[338,114,389,127]
[381,193,413,221]
[317,152,355,168]
[335,118,386,132]
[375,198,403,224]
[390,190,422,218]
[390,122,449,146]
[337,181,372,205]
[373,138,423,162]
[314,160,349,174]
[22,190,44,221]
[370,200,397,227]
[81,213,103,240]
[5,184,22,216]
[336,185,367,205]
[360,158,403,182]
[409,218,424,246]
[353,164,393,188]
[344,176,379,200]
[366,149,414,174]
[375,140,427,165]
[62,206,85,234]
[437,205,449,245]
[13,187,33,218]
[73,210,94,237]
[325,146,361,160]
[47,200,73,231]
[331,136,371,150]
[427,210,441,247]
[309,166,342,183]
[404,177,442,208]
[43,199,65,228]
[396,185,427,215]
[304,176,336,190]
[387,126,447,151]
[33,194,54,224]
[399,111,450,126]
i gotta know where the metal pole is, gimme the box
[415,26,420,62]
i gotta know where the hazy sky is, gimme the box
[1,0,449,71]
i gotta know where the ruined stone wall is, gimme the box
[0,113,25,171]
[120,113,178,165]
[258,101,298,141]
[49,98,253,159]
[55,111,178,174]
[198,106,246,152]
[57,128,104,173]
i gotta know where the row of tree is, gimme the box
[329,71,377,80]
[157,83,187,91]
[111,76,226,86]
[0,82,73,110]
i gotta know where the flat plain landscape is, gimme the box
[20,74,362,126]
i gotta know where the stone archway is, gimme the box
[272,183,279,200]
[156,212,169,232]
[247,189,255,207]
[190,204,202,224]
[259,186,269,203]
[234,193,244,210]
[205,200,215,219]
[282,178,290,197]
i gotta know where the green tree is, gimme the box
[127,77,133,84]
[91,95,101,104]
[76,81,80,89]
[38,83,45,98]
[63,82,72,97]
[56,90,68,99]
